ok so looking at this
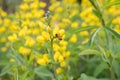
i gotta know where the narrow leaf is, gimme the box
[0,65,14,76]
[78,73,97,80]
[73,26,98,33]
[34,66,53,78]
[78,73,110,80]
[89,28,101,45]
[104,27,120,39]
[105,1,120,8]
[94,62,109,77]
[20,71,29,80]
[79,49,100,56]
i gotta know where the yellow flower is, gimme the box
[0,19,2,24]
[80,8,92,18]
[4,18,10,26]
[58,23,66,28]
[80,31,89,37]
[29,21,35,28]
[60,40,68,46]
[39,2,46,8]
[54,51,61,61]
[37,59,46,66]
[62,18,71,24]
[19,46,31,55]
[38,22,45,30]
[43,54,50,63]
[47,27,51,32]
[49,5,55,11]
[8,34,18,42]
[114,25,120,33]
[71,22,79,28]
[25,36,35,47]
[25,12,32,19]
[58,55,64,62]
[59,29,65,37]
[1,47,7,52]
[34,10,45,18]
[0,9,7,17]
[32,28,40,35]
[10,58,15,62]
[70,9,79,18]
[30,2,39,9]
[56,67,62,74]
[69,34,77,43]
[42,31,50,40]
[24,0,31,3]
[60,46,66,51]
[53,43,60,51]
[63,0,77,4]
[63,51,70,58]
[53,27,59,36]
[20,3,29,11]
[18,27,27,37]
[10,25,20,32]
[0,27,6,33]
[81,22,87,27]
[60,61,66,67]
[52,14,59,22]
[36,35,45,44]
[37,54,49,66]
[56,7,63,12]
[49,2,60,11]
[112,17,120,24]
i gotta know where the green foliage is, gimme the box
[0,0,120,80]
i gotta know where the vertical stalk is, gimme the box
[110,66,116,80]
[45,12,58,80]
[50,34,58,80]
[89,0,116,80]
[16,70,19,80]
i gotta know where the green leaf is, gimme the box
[79,49,100,56]
[114,52,120,60]
[78,73,97,80]
[112,60,120,78]
[20,71,29,80]
[73,26,98,33]
[34,66,53,79]
[94,62,109,77]
[0,65,14,76]
[98,45,109,63]
[78,73,110,80]
[105,0,120,8]
[105,18,113,28]
[92,9,101,19]
[104,27,120,39]
[89,28,101,45]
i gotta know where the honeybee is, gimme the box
[55,34,62,40]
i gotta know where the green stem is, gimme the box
[16,70,19,80]
[89,0,105,26]
[110,66,116,80]
[49,37,58,80]
[89,0,116,79]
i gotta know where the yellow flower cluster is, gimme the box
[0,0,120,78]
[37,54,50,66]
[108,6,120,34]
[19,46,31,55]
